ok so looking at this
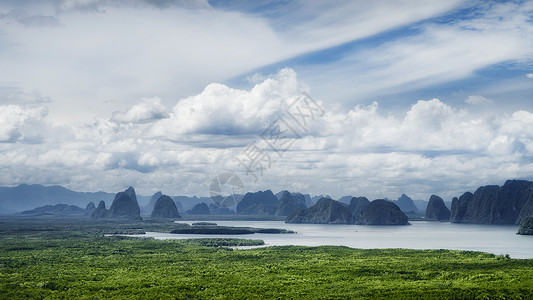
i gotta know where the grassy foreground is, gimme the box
[1,218,533,299]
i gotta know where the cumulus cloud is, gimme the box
[151,68,304,137]
[0,68,532,201]
[111,97,168,123]
[527,74,533,79]
[0,104,48,142]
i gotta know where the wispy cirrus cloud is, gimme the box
[296,1,533,107]
[0,0,466,125]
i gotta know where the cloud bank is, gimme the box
[0,1,532,202]
[0,68,532,201]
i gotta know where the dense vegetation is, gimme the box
[179,238,265,247]
[286,197,355,224]
[170,224,294,235]
[1,217,533,299]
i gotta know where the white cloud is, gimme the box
[0,104,48,142]
[270,0,465,52]
[151,68,304,137]
[111,97,168,123]
[0,4,290,124]
[299,1,533,103]
[527,74,533,79]
[0,68,531,202]
[465,95,493,105]
[5,2,533,201]
[0,1,467,125]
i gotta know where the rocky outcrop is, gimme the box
[144,191,163,214]
[518,216,533,235]
[285,198,354,224]
[450,192,472,223]
[107,187,142,220]
[497,180,533,224]
[84,202,96,216]
[151,195,181,219]
[188,203,210,215]
[91,200,108,219]
[425,195,450,221]
[275,191,306,216]
[349,197,369,218]
[518,197,533,224]
[237,190,278,215]
[338,196,353,205]
[450,180,533,224]
[356,199,409,225]
[395,194,418,213]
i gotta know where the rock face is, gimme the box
[518,216,533,235]
[450,180,533,224]
[151,195,180,219]
[84,202,96,216]
[144,191,163,214]
[338,196,353,205]
[285,198,354,224]
[108,187,142,220]
[356,200,409,225]
[498,180,533,224]
[395,194,418,213]
[237,190,278,215]
[240,204,276,215]
[91,200,108,219]
[349,197,369,218]
[425,195,450,221]
[275,191,306,216]
[188,203,210,215]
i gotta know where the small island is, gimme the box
[170,223,295,235]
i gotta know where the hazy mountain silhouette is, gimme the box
[0,184,115,212]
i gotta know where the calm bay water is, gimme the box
[135,221,533,259]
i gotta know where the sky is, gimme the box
[0,0,532,201]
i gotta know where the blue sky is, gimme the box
[0,0,532,202]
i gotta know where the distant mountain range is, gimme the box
[0,184,115,213]
[2,180,532,225]
[0,184,216,214]
[20,204,86,216]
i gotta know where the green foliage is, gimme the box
[1,217,533,299]
[192,222,218,226]
[170,225,294,235]
[179,238,264,247]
